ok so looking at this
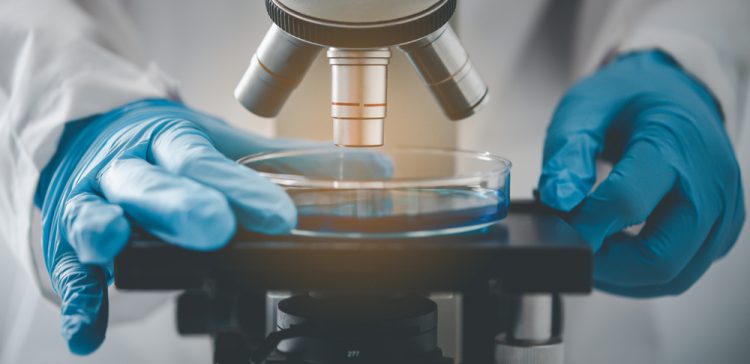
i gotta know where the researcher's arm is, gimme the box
[539,0,748,297]
[0,0,288,355]
[0,0,173,279]
[2,2,392,355]
[615,0,750,141]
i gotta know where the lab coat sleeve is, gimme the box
[614,0,750,143]
[0,0,177,289]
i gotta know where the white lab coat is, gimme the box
[1,0,749,363]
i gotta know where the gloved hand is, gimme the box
[35,99,390,354]
[539,51,745,297]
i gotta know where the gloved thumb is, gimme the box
[52,253,109,355]
[538,76,630,211]
[538,132,600,211]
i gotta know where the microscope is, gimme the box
[114,1,592,363]
[233,0,487,146]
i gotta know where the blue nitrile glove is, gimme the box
[35,99,391,354]
[539,51,745,297]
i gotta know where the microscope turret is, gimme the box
[235,0,488,146]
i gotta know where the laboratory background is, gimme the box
[1,0,749,363]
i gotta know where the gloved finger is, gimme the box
[539,81,630,212]
[539,132,600,211]
[51,252,109,355]
[183,111,323,159]
[97,157,236,250]
[247,147,395,181]
[596,198,743,297]
[62,192,131,265]
[184,111,394,179]
[595,238,715,297]
[567,140,677,251]
[717,186,746,259]
[149,123,296,234]
[593,191,714,288]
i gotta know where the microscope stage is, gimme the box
[114,202,592,293]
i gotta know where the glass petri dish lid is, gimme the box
[239,147,511,238]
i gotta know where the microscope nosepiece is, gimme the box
[328,48,391,147]
[237,1,487,147]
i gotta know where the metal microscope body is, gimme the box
[165,2,582,363]
[234,0,488,146]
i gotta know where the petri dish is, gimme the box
[239,147,511,238]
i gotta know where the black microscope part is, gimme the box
[117,201,591,364]
[263,294,449,364]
